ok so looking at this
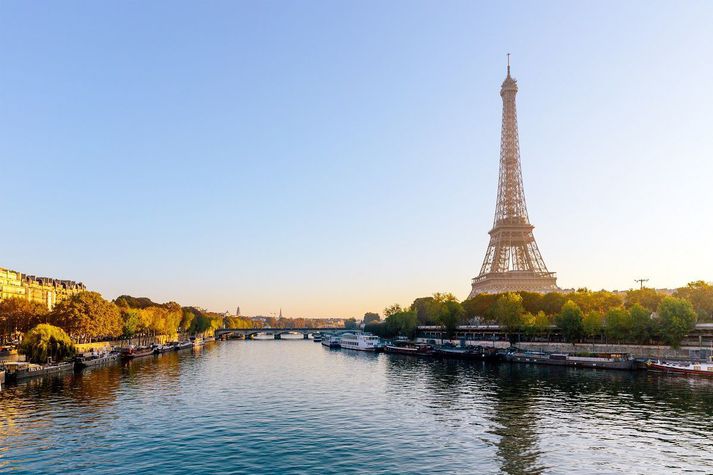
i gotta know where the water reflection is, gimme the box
[1,342,713,473]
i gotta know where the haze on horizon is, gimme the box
[2,1,712,318]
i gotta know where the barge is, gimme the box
[505,349,634,370]
[647,360,713,377]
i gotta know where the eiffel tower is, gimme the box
[468,57,559,298]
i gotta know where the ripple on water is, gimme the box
[2,342,713,474]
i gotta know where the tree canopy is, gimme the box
[20,324,75,364]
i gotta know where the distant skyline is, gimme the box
[3,1,712,317]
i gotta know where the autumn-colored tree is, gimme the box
[625,288,664,312]
[51,292,122,343]
[0,298,48,342]
[674,281,713,322]
[540,292,567,316]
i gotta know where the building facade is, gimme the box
[0,267,86,310]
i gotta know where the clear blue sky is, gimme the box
[2,1,712,317]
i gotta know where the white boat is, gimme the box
[338,333,382,352]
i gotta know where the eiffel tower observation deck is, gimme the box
[468,58,559,297]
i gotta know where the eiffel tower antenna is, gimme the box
[468,58,559,297]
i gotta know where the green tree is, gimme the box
[555,300,584,343]
[540,292,567,316]
[439,300,464,338]
[344,318,358,330]
[629,303,655,344]
[363,312,380,325]
[382,311,418,339]
[489,293,525,339]
[410,297,442,325]
[20,324,75,364]
[462,294,498,322]
[522,311,550,338]
[121,309,142,338]
[383,304,403,317]
[604,307,632,342]
[582,311,603,340]
[657,296,697,348]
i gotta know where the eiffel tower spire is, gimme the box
[468,58,558,297]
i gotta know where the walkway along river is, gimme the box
[1,340,713,474]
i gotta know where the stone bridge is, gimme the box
[215,327,346,340]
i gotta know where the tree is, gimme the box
[582,311,603,340]
[439,301,465,338]
[489,293,525,338]
[522,311,550,338]
[604,307,632,342]
[657,296,697,348]
[462,294,498,323]
[20,324,75,364]
[379,311,418,339]
[121,309,142,338]
[540,292,567,316]
[629,303,655,344]
[625,288,664,312]
[410,297,442,325]
[383,304,403,317]
[51,292,122,343]
[344,318,358,330]
[432,292,458,303]
[519,292,543,315]
[555,300,584,343]
[363,312,380,325]
[674,281,713,322]
[0,297,48,342]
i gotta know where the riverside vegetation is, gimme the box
[365,281,713,349]
[0,292,341,363]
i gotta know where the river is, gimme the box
[1,340,713,474]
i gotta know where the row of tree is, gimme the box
[364,283,707,348]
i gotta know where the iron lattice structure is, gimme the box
[468,62,558,297]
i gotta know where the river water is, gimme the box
[1,340,713,474]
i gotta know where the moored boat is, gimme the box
[321,334,341,349]
[2,361,74,381]
[174,340,193,351]
[151,343,172,354]
[74,351,119,370]
[505,349,634,370]
[384,341,434,356]
[190,336,205,347]
[434,344,498,361]
[339,333,382,352]
[647,360,713,377]
[312,333,323,342]
[120,345,154,360]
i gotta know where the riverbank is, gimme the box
[416,338,711,361]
